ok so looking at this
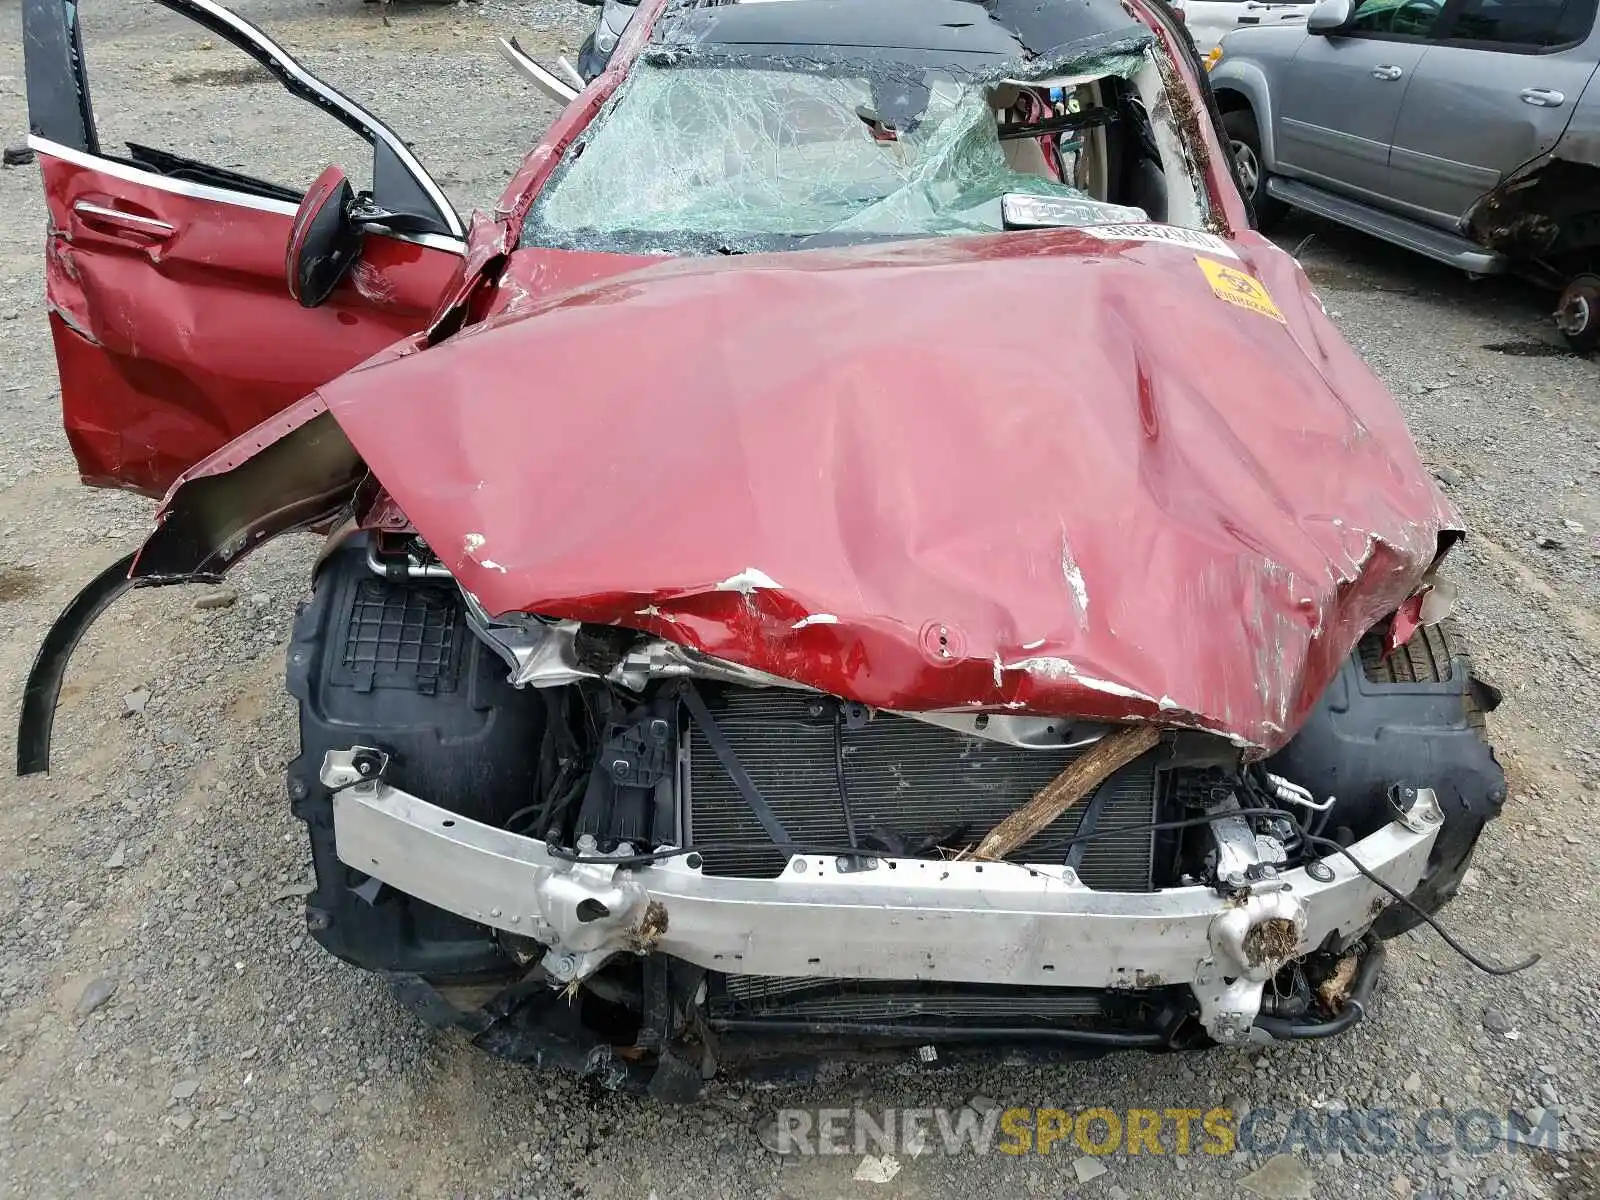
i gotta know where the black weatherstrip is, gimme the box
[17,553,137,776]
[23,0,98,152]
[1064,781,1118,873]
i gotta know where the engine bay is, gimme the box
[282,536,1508,1083]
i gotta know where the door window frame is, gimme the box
[1426,0,1599,53]
[1331,0,1452,42]
[23,0,466,245]
[1328,0,1599,47]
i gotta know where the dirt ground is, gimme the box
[0,2,1597,1199]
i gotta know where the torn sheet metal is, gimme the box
[315,227,1456,753]
[128,331,425,583]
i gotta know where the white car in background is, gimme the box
[1173,0,1313,52]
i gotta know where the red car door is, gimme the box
[23,0,467,497]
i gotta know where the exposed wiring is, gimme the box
[502,803,545,833]
[326,749,392,796]
[1300,830,1539,977]
[1218,766,1535,977]
[1245,764,1333,840]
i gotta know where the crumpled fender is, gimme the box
[16,393,367,775]
[128,399,366,583]
[15,325,443,774]
[17,551,138,775]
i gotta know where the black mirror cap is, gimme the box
[286,166,363,310]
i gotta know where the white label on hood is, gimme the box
[1081,223,1240,259]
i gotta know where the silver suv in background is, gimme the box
[1208,0,1600,351]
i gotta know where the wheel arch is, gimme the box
[1206,61,1281,170]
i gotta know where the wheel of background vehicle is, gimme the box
[1221,108,1286,232]
[1555,273,1600,354]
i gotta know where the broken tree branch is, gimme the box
[973,723,1162,861]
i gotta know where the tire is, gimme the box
[1354,617,1502,937]
[1357,617,1489,736]
[1556,273,1600,355]
[1221,108,1286,232]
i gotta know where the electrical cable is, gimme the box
[1300,830,1539,976]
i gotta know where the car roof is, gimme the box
[654,0,1148,63]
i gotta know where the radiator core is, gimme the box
[683,689,1157,887]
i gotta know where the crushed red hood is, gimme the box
[316,229,1457,752]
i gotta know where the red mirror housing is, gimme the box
[286,165,362,309]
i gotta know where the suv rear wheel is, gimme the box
[1556,273,1599,354]
[1222,108,1286,231]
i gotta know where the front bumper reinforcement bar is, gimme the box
[321,748,1441,1045]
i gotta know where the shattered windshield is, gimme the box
[521,54,1154,256]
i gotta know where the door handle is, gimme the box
[72,200,176,241]
[1372,65,1404,80]
[1519,87,1565,107]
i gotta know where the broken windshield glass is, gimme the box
[521,52,1152,257]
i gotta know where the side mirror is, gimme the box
[286,166,363,309]
[1308,0,1354,32]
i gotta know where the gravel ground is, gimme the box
[0,2,1597,1197]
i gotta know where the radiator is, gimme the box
[684,688,1157,887]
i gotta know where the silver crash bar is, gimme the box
[321,749,1441,1045]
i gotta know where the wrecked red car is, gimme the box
[20,0,1516,1091]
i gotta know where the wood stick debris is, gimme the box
[973,723,1161,861]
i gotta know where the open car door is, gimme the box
[22,0,467,497]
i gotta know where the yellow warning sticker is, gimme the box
[1195,257,1285,323]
